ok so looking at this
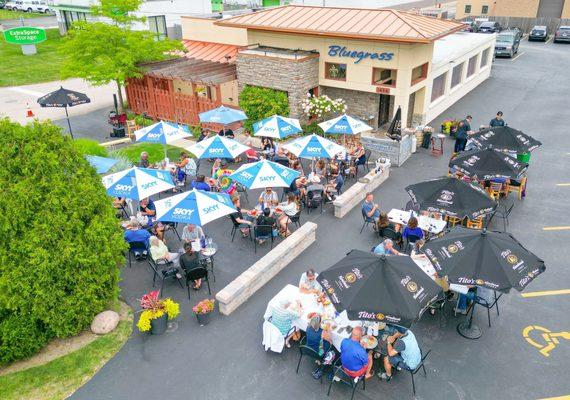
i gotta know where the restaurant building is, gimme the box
[126,5,496,129]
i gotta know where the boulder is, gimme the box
[90,310,120,335]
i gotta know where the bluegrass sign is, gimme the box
[3,26,47,45]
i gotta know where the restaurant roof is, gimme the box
[215,5,464,44]
[432,32,496,68]
[182,40,242,64]
[141,58,236,84]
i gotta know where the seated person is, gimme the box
[269,298,301,348]
[113,197,127,217]
[255,208,276,244]
[124,221,151,259]
[324,166,344,202]
[314,159,326,178]
[273,148,290,166]
[211,159,222,178]
[197,129,209,142]
[261,137,275,154]
[137,151,150,168]
[182,223,205,244]
[190,175,211,192]
[219,127,234,139]
[179,242,202,290]
[306,314,335,379]
[277,194,300,236]
[244,140,259,161]
[373,239,402,255]
[288,177,303,198]
[378,212,401,233]
[340,327,374,380]
[140,197,164,241]
[299,269,322,295]
[259,187,279,208]
[290,159,304,175]
[402,217,424,241]
[379,329,421,381]
[149,235,180,267]
[175,152,191,183]
[229,196,252,237]
[361,192,380,223]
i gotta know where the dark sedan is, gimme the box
[478,21,502,33]
[554,26,570,43]
[529,26,548,41]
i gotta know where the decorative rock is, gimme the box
[90,310,120,335]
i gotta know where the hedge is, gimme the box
[0,119,126,365]
[239,85,289,133]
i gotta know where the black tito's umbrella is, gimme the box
[469,126,542,153]
[405,177,497,220]
[37,86,91,138]
[317,250,441,328]
[423,227,545,339]
[449,147,528,180]
[386,106,402,141]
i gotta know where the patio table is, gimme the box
[388,208,447,234]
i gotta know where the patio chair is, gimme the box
[403,234,422,254]
[126,241,148,268]
[296,336,324,384]
[465,217,484,230]
[327,359,366,400]
[407,349,431,396]
[185,266,211,300]
[306,187,324,214]
[148,256,184,297]
[359,210,376,234]
[474,287,502,327]
[287,209,302,230]
[253,225,275,253]
[507,176,527,200]
[230,219,252,242]
[162,222,181,241]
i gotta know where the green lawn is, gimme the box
[0,9,45,19]
[0,28,68,87]
[0,310,133,400]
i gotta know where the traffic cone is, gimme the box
[26,103,34,118]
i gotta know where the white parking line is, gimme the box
[545,36,554,45]
[511,51,526,62]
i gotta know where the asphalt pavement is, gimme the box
[70,39,570,400]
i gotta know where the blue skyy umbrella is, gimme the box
[186,134,250,159]
[318,114,372,135]
[85,155,119,174]
[199,105,248,125]
[229,159,300,189]
[102,167,175,200]
[154,189,237,226]
[253,115,302,139]
[282,134,345,160]
[134,121,191,145]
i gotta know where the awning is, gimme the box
[51,4,91,12]
[182,40,242,64]
[141,58,236,85]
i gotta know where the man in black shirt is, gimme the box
[489,111,505,127]
[229,196,252,237]
[180,242,202,289]
[255,208,275,244]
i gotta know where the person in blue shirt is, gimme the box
[306,314,334,379]
[124,221,151,259]
[402,217,424,241]
[190,174,211,191]
[489,111,505,127]
[454,115,473,153]
[379,329,422,381]
[340,326,374,379]
[373,239,402,255]
[361,192,380,224]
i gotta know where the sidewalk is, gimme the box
[0,78,120,126]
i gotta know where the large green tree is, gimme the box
[0,119,126,364]
[59,0,183,111]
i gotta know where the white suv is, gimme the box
[18,0,52,12]
[4,0,21,10]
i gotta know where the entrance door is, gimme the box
[378,94,390,127]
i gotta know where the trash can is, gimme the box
[517,152,531,163]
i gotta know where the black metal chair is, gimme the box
[286,209,302,230]
[403,234,423,254]
[474,288,502,327]
[306,187,324,214]
[296,336,324,383]
[359,210,376,234]
[363,149,372,172]
[230,218,252,242]
[327,359,366,400]
[126,241,148,268]
[185,266,211,300]
[162,222,181,241]
[148,256,184,297]
[407,349,431,396]
[253,225,275,253]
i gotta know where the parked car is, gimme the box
[529,25,549,41]
[478,21,503,33]
[11,0,24,10]
[554,26,570,43]
[460,20,477,32]
[3,0,19,9]
[17,0,50,12]
[0,0,7,9]
[494,30,521,58]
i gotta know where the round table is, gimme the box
[199,242,218,282]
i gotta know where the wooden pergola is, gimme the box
[126,58,237,125]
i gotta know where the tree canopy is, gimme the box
[0,119,126,364]
[239,85,290,133]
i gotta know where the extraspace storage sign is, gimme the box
[3,27,47,45]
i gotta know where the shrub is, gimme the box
[239,85,289,132]
[301,121,324,136]
[116,143,186,164]
[0,119,126,363]
[0,314,52,365]
[73,138,108,157]
[301,93,347,122]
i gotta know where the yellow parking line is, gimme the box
[557,183,570,187]
[538,395,570,400]
[543,226,570,231]
[545,36,554,45]
[522,289,570,298]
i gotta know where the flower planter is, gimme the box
[150,314,168,335]
[195,312,211,326]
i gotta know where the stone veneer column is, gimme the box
[320,86,380,129]
[236,53,319,123]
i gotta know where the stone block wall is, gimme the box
[236,53,319,122]
[320,86,380,129]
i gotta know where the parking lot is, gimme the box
[70,38,570,400]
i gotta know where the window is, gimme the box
[62,10,87,31]
[148,15,167,40]
[480,48,490,68]
[325,63,347,80]
[481,5,489,14]
[410,62,428,85]
[431,72,447,102]
[451,62,464,88]
[467,55,478,77]
[464,4,471,13]
[372,67,397,87]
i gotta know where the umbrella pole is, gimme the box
[65,106,74,139]
[457,301,482,339]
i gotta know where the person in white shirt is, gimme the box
[299,269,322,295]
[259,187,278,208]
[182,224,205,243]
[149,236,180,267]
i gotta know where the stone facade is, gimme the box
[236,53,319,122]
[320,86,380,129]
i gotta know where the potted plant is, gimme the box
[136,290,180,335]
[193,298,215,326]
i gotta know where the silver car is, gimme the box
[554,26,570,43]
